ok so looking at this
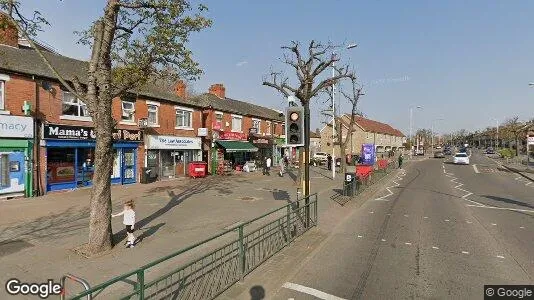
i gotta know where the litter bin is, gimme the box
[344,172,357,197]
[189,161,208,178]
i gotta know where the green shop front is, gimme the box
[0,115,34,198]
[211,130,258,173]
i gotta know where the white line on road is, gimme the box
[491,223,497,226]
[445,219,450,222]
[466,205,534,213]
[404,214,409,217]
[369,211,374,214]
[472,164,480,173]
[461,251,469,254]
[282,282,347,300]
[520,226,525,229]
[496,255,505,259]
[381,239,386,242]
[466,221,473,224]
[357,235,363,238]
[526,182,532,186]
[405,242,412,245]
[432,246,439,249]
[423,216,428,219]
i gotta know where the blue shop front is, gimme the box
[42,124,143,192]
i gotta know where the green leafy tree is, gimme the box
[1,0,211,255]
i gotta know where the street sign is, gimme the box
[527,136,534,145]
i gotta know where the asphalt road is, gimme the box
[269,151,534,299]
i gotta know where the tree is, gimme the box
[503,116,524,156]
[2,0,211,255]
[322,76,363,173]
[263,41,354,199]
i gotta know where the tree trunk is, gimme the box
[87,93,115,254]
[515,136,519,156]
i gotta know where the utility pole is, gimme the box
[331,56,336,179]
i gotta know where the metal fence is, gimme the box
[69,194,318,300]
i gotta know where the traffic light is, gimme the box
[285,106,304,147]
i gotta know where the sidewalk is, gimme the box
[0,166,344,299]
[488,154,534,182]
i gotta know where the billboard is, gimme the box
[361,143,376,165]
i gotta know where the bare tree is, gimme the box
[503,116,524,156]
[322,76,363,173]
[2,0,211,255]
[263,41,354,197]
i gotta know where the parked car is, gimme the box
[434,151,445,158]
[443,149,452,155]
[453,153,470,165]
[313,152,328,162]
[485,147,495,154]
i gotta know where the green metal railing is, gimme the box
[69,194,319,300]
[339,161,397,198]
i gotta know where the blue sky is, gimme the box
[20,0,534,135]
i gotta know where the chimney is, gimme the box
[208,83,225,99]
[0,12,18,48]
[174,80,187,99]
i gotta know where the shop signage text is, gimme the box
[218,131,247,141]
[145,135,201,150]
[252,138,270,144]
[43,124,142,141]
[0,115,34,138]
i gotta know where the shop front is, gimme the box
[144,135,202,180]
[0,115,34,198]
[249,134,274,162]
[43,124,142,192]
[211,130,257,174]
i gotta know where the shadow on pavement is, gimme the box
[272,189,290,201]
[482,195,534,210]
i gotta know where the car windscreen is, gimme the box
[455,153,468,157]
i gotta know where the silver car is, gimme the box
[453,153,469,165]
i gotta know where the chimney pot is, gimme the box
[174,80,187,99]
[0,13,19,48]
[208,83,226,99]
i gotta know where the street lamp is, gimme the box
[492,118,500,149]
[409,105,423,157]
[431,118,444,151]
[331,42,357,179]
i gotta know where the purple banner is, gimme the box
[361,143,376,165]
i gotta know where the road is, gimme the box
[268,151,534,299]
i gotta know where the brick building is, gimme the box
[320,114,406,158]
[0,18,284,198]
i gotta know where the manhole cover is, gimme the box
[239,196,257,201]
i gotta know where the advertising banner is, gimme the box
[361,143,376,165]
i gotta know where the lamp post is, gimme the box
[492,118,499,149]
[409,105,422,158]
[431,118,444,152]
[331,43,357,179]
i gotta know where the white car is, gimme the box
[313,152,328,161]
[453,153,469,165]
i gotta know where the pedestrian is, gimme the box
[398,154,403,169]
[266,156,272,176]
[327,154,332,170]
[112,200,137,248]
[262,157,266,175]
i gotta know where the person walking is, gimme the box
[327,154,332,170]
[266,156,272,176]
[398,153,404,169]
[112,200,137,248]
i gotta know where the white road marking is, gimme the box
[520,226,525,229]
[466,205,534,213]
[432,246,439,249]
[526,182,532,186]
[466,221,473,224]
[461,251,469,254]
[369,211,374,214]
[496,255,505,259]
[445,219,450,222]
[282,282,347,300]
[405,242,412,245]
[357,235,363,238]
[473,164,480,173]
[381,239,386,242]
[491,223,497,226]
[423,216,428,219]
[404,214,409,217]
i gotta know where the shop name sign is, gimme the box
[145,135,201,150]
[0,115,34,138]
[218,131,247,140]
[252,138,270,144]
[43,124,142,141]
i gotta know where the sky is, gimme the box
[18,0,534,136]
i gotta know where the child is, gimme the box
[112,200,136,248]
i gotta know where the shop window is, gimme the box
[62,91,90,119]
[232,115,242,132]
[0,80,5,111]
[266,121,271,135]
[148,104,159,126]
[121,101,135,123]
[175,108,193,128]
[112,150,121,178]
[0,154,8,187]
[252,119,261,134]
[47,149,76,184]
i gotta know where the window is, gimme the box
[252,119,261,133]
[214,112,223,130]
[0,80,4,111]
[175,107,193,128]
[62,91,89,118]
[147,101,160,126]
[232,115,242,132]
[121,101,135,123]
[266,121,271,135]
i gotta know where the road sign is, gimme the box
[527,136,534,145]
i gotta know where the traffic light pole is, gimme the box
[303,101,311,228]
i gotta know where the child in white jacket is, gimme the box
[112,200,136,248]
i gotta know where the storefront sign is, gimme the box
[218,131,247,141]
[43,124,142,141]
[145,135,201,150]
[197,128,208,137]
[0,115,34,138]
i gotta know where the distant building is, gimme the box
[320,114,406,157]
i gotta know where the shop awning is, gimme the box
[216,141,258,152]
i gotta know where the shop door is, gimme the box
[0,152,25,195]
[122,149,136,184]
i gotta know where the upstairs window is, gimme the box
[266,121,271,135]
[214,112,223,130]
[147,102,159,126]
[121,101,135,123]
[176,108,193,128]
[252,119,261,134]
[62,91,89,118]
[232,115,242,132]
[0,80,4,111]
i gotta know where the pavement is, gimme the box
[485,152,534,181]
[219,151,534,299]
[0,165,349,299]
